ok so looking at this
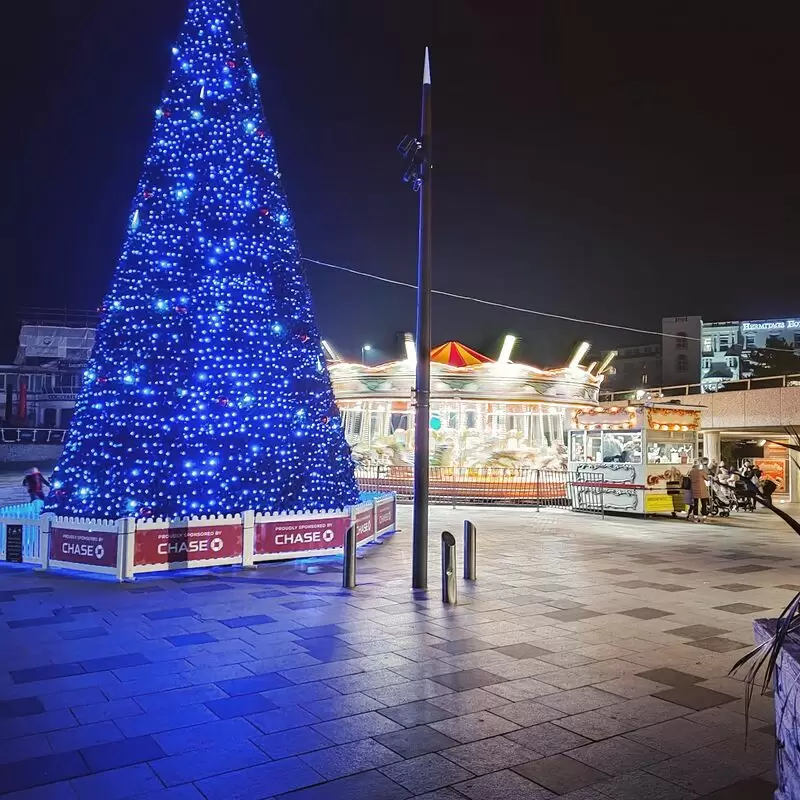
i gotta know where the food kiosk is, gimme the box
[568,402,702,515]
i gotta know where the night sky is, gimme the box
[2,1,799,366]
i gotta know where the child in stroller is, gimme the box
[708,478,733,517]
[732,478,756,511]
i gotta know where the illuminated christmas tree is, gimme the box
[46,0,359,520]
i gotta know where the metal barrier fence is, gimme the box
[0,428,67,444]
[355,466,604,511]
[600,371,800,403]
[565,475,605,515]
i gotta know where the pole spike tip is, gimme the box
[423,47,431,85]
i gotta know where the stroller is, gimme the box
[708,479,733,517]
[733,479,756,512]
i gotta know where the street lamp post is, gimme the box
[398,48,432,590]
[361,344,372,365]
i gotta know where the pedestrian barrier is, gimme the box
[343,525,357,589]
[357,466,606,513]
[441,531,457,605]
[0,428,68,445]
[0,493,397,581]
[356,466,567,506]
[463,520,477,580]
[566,474,606,516]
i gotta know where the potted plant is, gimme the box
[730,427,800,799]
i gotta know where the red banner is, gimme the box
[376,500,395,531]
[254,516,350,555]
[354,507,374,543]
[134,523,243,566]
[50,528,118,568]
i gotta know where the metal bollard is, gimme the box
[463,520,477,581]
[441,531,457,604]
[343,524,357,589]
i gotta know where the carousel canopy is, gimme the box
[431,341,492,367]
[327,337,603,405]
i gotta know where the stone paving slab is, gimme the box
[0,505,789,799]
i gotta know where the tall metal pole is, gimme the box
[412,48,432,589]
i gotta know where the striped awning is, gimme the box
[430,341,492,367]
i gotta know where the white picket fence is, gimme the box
[0,500,46,564]
[0,494,397,581]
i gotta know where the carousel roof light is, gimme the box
[568,341,591,370]
[321,340,340,361]
[497,334,517,364]
[597,350,617,375]
[403,332,416,365]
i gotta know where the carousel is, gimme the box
[325,335,612,498]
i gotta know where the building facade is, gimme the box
[700,317,800,392]
[600,344,662,393]
[1,317,97,431]
[602,315,800,396]
[661,316,702,387]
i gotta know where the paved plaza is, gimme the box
[0,504,794,799]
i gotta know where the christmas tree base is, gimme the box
[0,494,396,582]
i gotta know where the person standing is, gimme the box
[664,465,685,518]
[22,467,50,503]
[688,460,709,521]
[738,460,758,511]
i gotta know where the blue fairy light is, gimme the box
[43,0,359,521]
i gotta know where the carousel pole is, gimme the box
[412,48,432,589]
